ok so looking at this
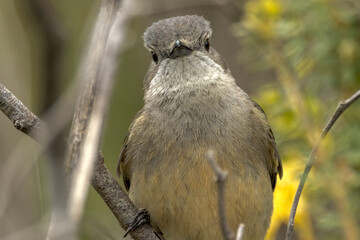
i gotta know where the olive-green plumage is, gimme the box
[117,15,283,240]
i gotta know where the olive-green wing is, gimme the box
[116,111,148,192]
[252,100,283,190]
[116,134,131,191]
[267,127,283,189]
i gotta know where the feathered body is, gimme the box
[117,15,282,240]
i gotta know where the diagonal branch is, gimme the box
[92,154,162,240]
[285,90,360,240]
[0,83,46,143]
[0,0,162,238]
[62,0,161,238]
[0,84,161,239]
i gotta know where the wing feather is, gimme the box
[116,111,146,192]
[252,100,283,190]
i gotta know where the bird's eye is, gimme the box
[204,39,210,52]
[151,51,158,63]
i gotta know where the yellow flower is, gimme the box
[262,0,283,17]
[261,88,281,105]
[266,157,315,240]
[243,0,283,40]
[245,0,283,18]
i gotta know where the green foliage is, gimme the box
[234,0,360,239]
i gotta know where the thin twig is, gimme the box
[68,0,133,227]
[206,150,234,240]
[92,154,162,240]
[285,90,360,240]
[61,0,162,238]
[0,83,46,142]
[2,0,162,238]
[64,0,120,174]
[235,224,245,240]
[0,83,76,225]
[0,82,75,240]
[0,83,74,239]
[0,83,162,239]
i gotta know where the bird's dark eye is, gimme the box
[151,51,158,63]
[204,39,210,51]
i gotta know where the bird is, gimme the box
[117,15,283,240]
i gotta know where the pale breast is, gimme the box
[126,94,274,239]
[126,51,274,239]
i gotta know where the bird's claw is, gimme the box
[123,208,150,237]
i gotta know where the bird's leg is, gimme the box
[123,208,150,237]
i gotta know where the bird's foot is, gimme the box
[123,208,150,237]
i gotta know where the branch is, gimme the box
[55,0,161,238]
[235,224,245,240]
[285,90,360,240]
[206,150,235,240]
[1,0,162,238]
[0,83,161,239]
[0,82,76,240]
[0,81,78,240]
[67,0,132,227]
[92,154,162,239]
[0,83,46,143]
[64,0,120,174]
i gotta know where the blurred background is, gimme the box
[0,0,359,239]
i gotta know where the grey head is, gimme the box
[142,15,230,91]
[144,15,212,59]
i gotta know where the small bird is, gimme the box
[117,15,283,240]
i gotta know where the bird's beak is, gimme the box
[169,40,192,59]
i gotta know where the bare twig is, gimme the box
[0,82,75,240]
[64,0,120,174]
[0,83,161,239]
[68,0,133,227]
[235,224,245,240]
[0,84,76,224]
[1,0,162,237]
[92,154,162,240]
[285,90,360,240]
[206,150,234,240]
[0,83,46,142]
[61,0,161,238]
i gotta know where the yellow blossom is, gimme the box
[243,0,283,39]
[266,157,315,240]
